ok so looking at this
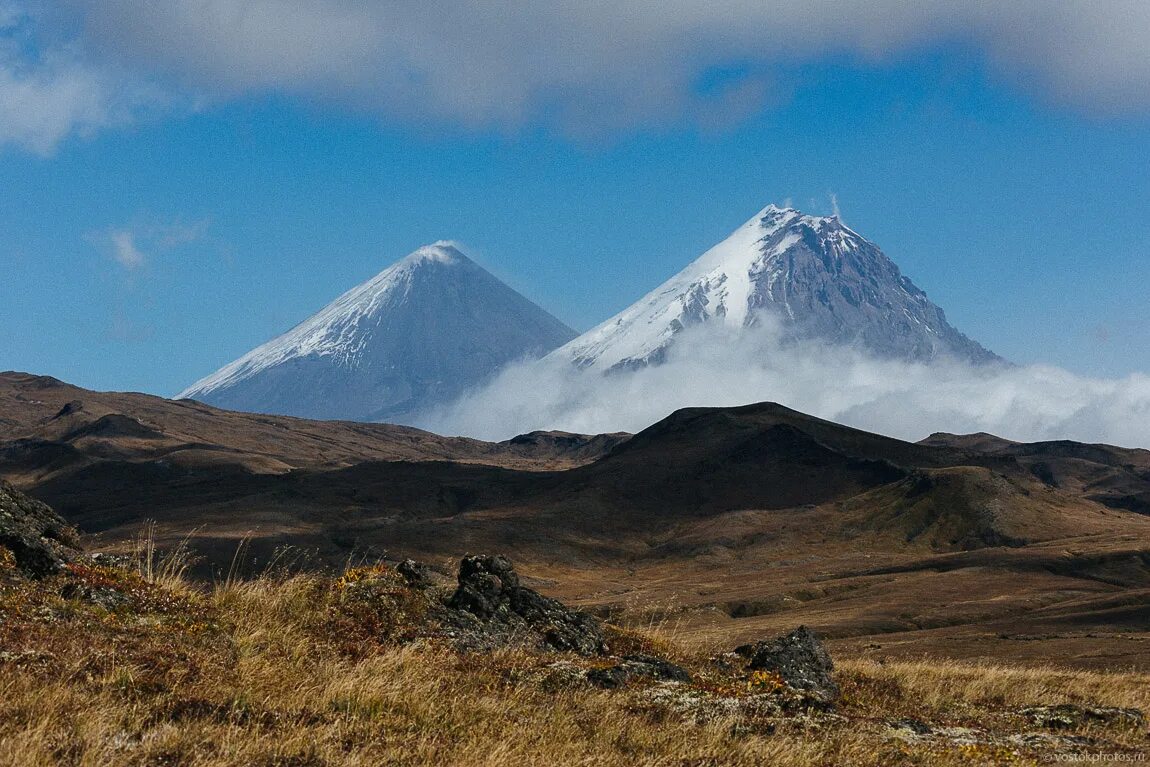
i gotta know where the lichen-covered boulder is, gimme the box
[735,625,839,703]
[445,554,607,655]
[0,480,81,578]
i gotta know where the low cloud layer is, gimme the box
[6,1,1150,150]
[418,320,1150,449]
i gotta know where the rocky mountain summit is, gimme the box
[554,204,1000,371]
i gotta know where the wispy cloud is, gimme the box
[92,217,211,272]
[418,316,1150,449]
[108,229,145,269]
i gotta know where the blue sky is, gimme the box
[2,2,1149,397]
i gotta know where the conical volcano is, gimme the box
[178,242,576,422]
[553,205,999,371]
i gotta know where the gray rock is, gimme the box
[890,718,933,736]
[587,654,693,688]
[396,558,434,588]
[444,554,606,655]
[735,625,839,703]
[60,581,130,610]
[0,480,81,578]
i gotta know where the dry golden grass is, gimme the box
[1,551,1147,767]
[838,658,1150,714]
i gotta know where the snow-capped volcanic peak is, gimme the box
[178,242,576,422]
[554,203,998,371]
[179,242,467,399]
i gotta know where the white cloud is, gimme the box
[0,51,119,154]
[0,4,163,153]
[51,0,1150,136]
[93,218,210,272]
[109,229,145,269]
[417,319,1150,449]
[1,1,1147,146]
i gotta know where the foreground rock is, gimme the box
[439,554,607,655]
[735,626,839,703]
[0,480,81,578]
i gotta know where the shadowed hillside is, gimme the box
[3,372,1150,669]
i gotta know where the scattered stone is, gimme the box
[890,718,933,736]
[89,552,133,568]
[0,649,55,668]
[441,554,607,655]
[0,480,82,578]
[1019,704,1145,730]
[888,720,1106,756]
[60,581,130,611]
[735,626,839,703]
[1009,732,1098,751]
[642,683,784,724]
[586,654,693,689]
[706,653,742,673]
[639,681,847,734]
[531,660,590,691]
[396,559,433,589]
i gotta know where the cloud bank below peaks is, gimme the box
[417,318,1150,449]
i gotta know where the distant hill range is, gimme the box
[177,242,576,422]
[3,371,1150,667]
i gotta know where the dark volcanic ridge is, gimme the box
[3,371,1150,668]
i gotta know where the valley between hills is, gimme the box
[3,370,1149,671]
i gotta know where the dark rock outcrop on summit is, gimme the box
[736,626,839,703]
[443,554,607,655]
[0,480,81,578]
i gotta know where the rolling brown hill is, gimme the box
[2,370,1150,669]
[0,371,626,479]
[922,430,1150,515]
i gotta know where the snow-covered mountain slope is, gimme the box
[178,242,576,422]
[553,205,1000,371]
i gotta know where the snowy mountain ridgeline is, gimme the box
[551,204,1000,372]
[177,242,577,422]
[179,206,1000,424]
